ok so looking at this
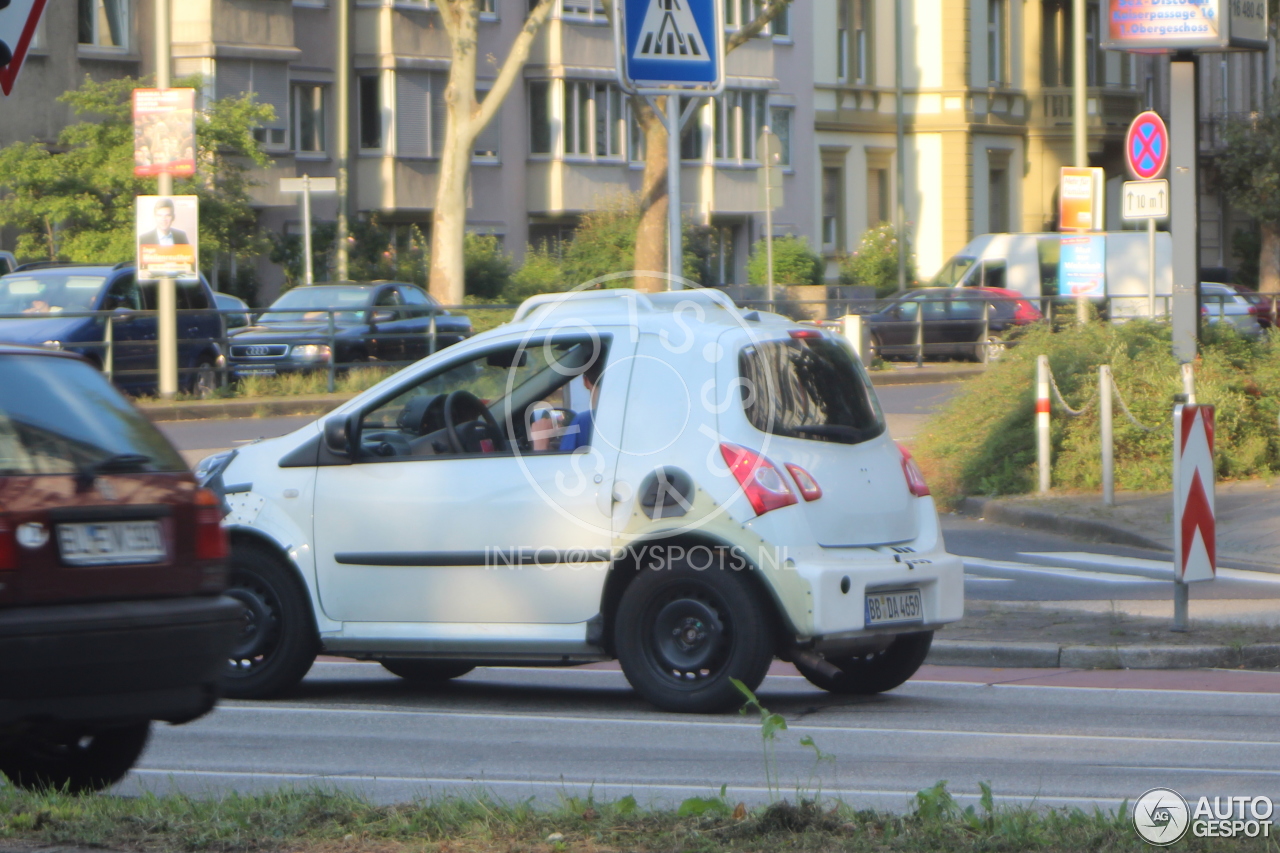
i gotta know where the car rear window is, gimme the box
[0,355,186,476]
[738,337,885,445]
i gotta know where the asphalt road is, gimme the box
[121,661,1280,811]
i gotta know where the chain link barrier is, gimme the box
[1046,365,1094,417]
[1107,373,1158,432]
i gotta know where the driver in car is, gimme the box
[530,355,603,452]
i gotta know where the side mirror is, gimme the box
[371,309,395,324]
[323,414,359,458]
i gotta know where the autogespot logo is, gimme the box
[1133,787,1190,846]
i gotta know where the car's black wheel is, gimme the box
[615,559,775,713]
[223,544,318,699]
[974,335,1004,364]
[869,333,884,361]
[379,660,475,682]
[0,721,150,793]
[794,631,933,696]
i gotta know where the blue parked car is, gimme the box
[0,262,224,397]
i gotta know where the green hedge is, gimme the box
[913,322,1280,506]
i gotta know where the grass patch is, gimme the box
[0,783,1257,853]
[913,321,1280,506]
[459,303,517,335]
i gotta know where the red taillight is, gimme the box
[789,329,823,340]
[784,464,823,501]
[720,443,798,516]
[0,520,13,571]
[194,489,228,561]
[898,443,930,498]
[1014,301,1041,323]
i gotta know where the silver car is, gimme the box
[1201,282,1263,337]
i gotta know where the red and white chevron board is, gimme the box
[1173,404,1215,583]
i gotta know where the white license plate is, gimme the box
[57,521,165,566]
[235,367,276,376]
[865,589,923,626]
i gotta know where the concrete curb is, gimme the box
[927,640,1280,670]
[958,496,1168,552]
[870,367,984,386]
[138,395,352,422]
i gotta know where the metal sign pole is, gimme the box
[155,0,178,400]
[1170,57,1200,362]
[667,94,682,290]
[763,128,774,306]
[302,175,315,286]
[1148,217,1156,318]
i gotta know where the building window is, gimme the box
[529,81,553,155]
[1086,2,1101,85]
[867,167,889,226]
[78,0,126,47]
[561,81,625,159]
[822,166,843,252]
[838,1,869,84]
[219,60,289,147]
[988,162,1009,233]
[1044,1,1103,88]
[560,0,605,21]
[724,0,785,34]
[714,90,766,162]
[359,75,382,150]
[292,84,326,154]
[769,106,792,167]
[987,0,1007,86]
[473,89,500,160]
[771,5,790,36]
[396,71,447,158]
[629,107,647,162]
[681,97,704,161]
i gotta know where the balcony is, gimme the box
[1038,87,1142,130]
[1200,112,1260,152]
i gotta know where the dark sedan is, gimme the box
[866,287,1042,363]
[226,282,471,378]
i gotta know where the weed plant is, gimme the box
[914,321,1280,505]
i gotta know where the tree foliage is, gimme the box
[0,75,272,290]
[1211,99,1280,226]
[746,235,823,286]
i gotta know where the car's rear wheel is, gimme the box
[614,559,774,713]
[0,721,150,793]
[794,631,933,695]
[223,544,318,699]
[191,358,218,399]
[869,333,884,361]
[975,334,1004,364]
[379,660,475,682]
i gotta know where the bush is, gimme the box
[913,321,1280,506]
[463,233,513,300]
[503,243,569,302]
[746,235,823,286]
[838,223,916,297]
[560,195,642,287]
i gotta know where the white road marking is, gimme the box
[1019,551,1280,585]
[961,556,1163,585]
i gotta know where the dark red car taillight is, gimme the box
[898,443,930,498]
[785,463,823,501]
[1013,300,1042,323]
[720,443,798,516]
[194,489,228,561]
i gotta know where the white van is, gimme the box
[931,232,1173,317]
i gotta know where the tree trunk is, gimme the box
[633,95,668,293]
[430,129,472,306]
[1260,222,1280,294]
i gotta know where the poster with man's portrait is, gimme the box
[133,88,196,178]
[137,196,198,281]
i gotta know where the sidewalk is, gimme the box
[927,481,1280,670]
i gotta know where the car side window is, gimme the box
[177,280,211,311]
[103,275,141,311]
[371,288,404,322]
[949,299,983,320]
[922,298,947,321]
[896,300,918,321]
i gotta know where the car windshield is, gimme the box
[0,273,106,315]
[0,355,187,476]
[259,287,370,323]
[929,257,976,287]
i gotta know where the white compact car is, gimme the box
[197,289,964,713]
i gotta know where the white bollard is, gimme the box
[1037,355,1051,494]
[840,314,871,364]
[1181,362,1196,404]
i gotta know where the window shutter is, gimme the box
[216,59,252,101]
[397,71,430,157]
[253,63,290,129]
[430,72,449,157]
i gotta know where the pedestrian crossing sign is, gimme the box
[615,0,724,95]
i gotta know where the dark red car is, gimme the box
[0,344,240,792]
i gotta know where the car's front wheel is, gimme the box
[614,559,774,713]
[191,358,218,399]
[223,544,318,699]
[0,721,151,793]
[379,660,476,683]
[794,631,933,695]
[974,334,1004,364]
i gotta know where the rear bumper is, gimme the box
[798,549,965,638]
[0,595,242,727]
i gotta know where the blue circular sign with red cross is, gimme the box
[1125,111,1169,181]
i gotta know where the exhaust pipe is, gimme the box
[792,649,843,681]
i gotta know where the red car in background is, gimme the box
[0,344,240,792]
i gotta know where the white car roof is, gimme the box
[507,288,798,340]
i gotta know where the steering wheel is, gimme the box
[443,390,507,454]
